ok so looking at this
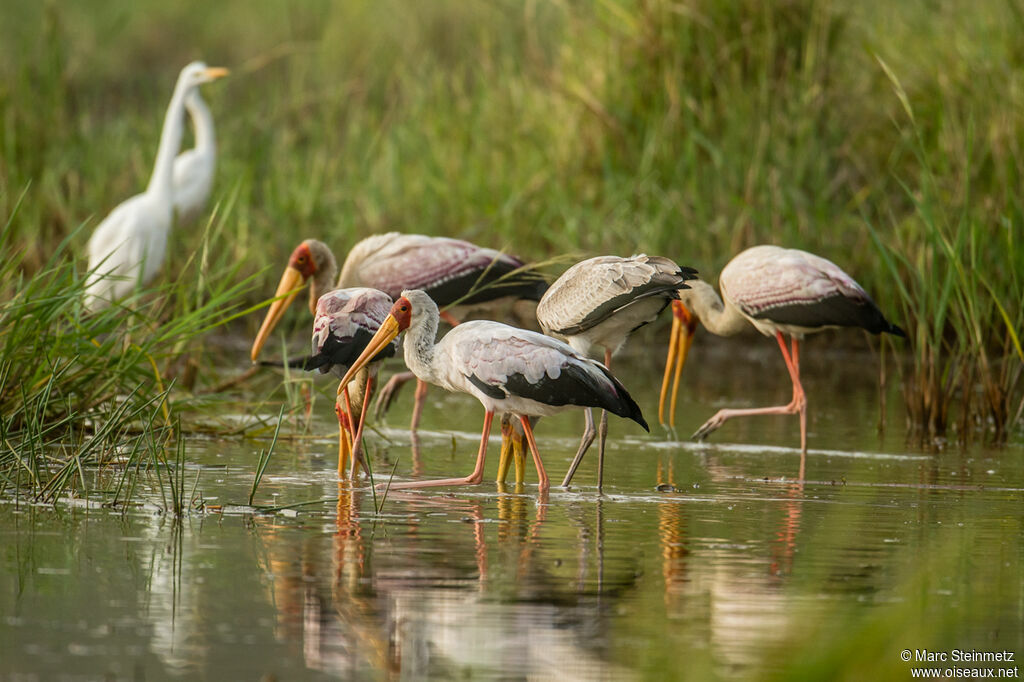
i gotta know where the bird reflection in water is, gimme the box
[657,459,691,613]
[257,480,625,678]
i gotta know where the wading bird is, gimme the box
[83,62,228,311]
[250,235,547,430]
[172,89,219,226]
[336,290,649,493]
[658,245,905,462]
[536,255,698,489]
[304,288,397,477]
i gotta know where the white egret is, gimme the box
[171,88,218,226]
[83,61,228,311]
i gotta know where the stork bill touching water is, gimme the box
[303,288,397,477]
[659,245,905,467]
[336,290,649,493]
[250,234,548,432]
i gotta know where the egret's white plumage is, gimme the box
[171,89,218,226]
[83,61,227,312]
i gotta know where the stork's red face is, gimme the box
[288,242,318,280]
[390,296,413,331]
[250,241,317,362]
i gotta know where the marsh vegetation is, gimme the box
[0,1,1021,678]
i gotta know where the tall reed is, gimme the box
[0,191,262,500]
[868,60,1023,444]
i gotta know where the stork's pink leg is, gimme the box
[373,370,413,419]
[596,349,612,492]
[519,415,550,493]
[692,332,808,455]
[410,378,429,432]
[789,337,807,454]
[375,409,494,490]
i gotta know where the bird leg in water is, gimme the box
[409,378,429,431]
[561,408,596,487]
[497,415,528,485]
[513,429,526,484]
[371,372,431,433]
[692,332,808,456]
[596,349,611,492]
[497,416,515,483]
[561,349,613,490]
[372,370,413,419]
[518,415,549,493]
[374,409,494,491]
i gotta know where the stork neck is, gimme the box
[402,307,440,385]
[184,90,215,155]
[309,261,339,314]
[146,81,190,200]
[681,280,750,337]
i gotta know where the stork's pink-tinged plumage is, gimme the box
[535,255,697,489]
[659,245,905,468]
[301,288,396,477]
[250,235,547,433]
[336,290,648,493]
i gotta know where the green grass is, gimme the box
[0,0,1022,448]
[0,183,262,502]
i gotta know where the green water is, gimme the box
[1,338,1022,680]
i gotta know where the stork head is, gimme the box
[389,296,413,332]
[250,239,337,362]
[333,290,435,395]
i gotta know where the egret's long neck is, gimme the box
[402,308,440,385]
[184,90,215,155]
[146,82,190,199]
[681,280,750,337]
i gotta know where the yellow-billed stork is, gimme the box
[303,287,397,477]
[659,245,905,460]
[336,290,649,493]
[250,234,547,429]
[535,255,698,489]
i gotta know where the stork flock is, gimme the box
[82,62,906,494]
